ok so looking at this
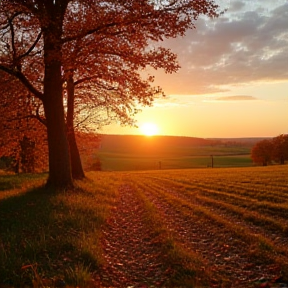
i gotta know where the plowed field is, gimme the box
[1,166,287,287]
[97,166,288,287]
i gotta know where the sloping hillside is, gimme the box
[99,135,216,156]
[95,135,256,170]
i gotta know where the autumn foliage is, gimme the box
[0,73,48,172]
[251,134,288,166]
[0,70,101,172]
[271,134,288,165]
[0,0,222,188]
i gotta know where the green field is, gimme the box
[96,135,254,171]
[1,166,287,287]
[98,152,253,171]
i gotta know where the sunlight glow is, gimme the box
[140,122,159,136]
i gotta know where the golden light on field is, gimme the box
[140,122,159,136]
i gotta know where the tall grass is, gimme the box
[0,172,117,286]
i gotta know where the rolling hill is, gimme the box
[94,135,267,171]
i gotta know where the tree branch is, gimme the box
[0,11,23,30]
[74,75,99,86]
[0,65,44,100]
[7,17,18,67]
[62,21,120,43]
[18,31,42,60]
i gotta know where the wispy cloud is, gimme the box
[214,95,257,101]
[152,95,195,108]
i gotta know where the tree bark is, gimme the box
[43,72,73,188]
[68,129,85,179]
[42,9,73,189]
[66,73,85,179]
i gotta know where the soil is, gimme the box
[97,179,288,288]
[98,184,173,287]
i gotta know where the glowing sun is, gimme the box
[140,122,159,136]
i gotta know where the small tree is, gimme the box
[251,139,273,166]
[272,134,288,165]
[0,73,48,173]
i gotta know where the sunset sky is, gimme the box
[102,0,288,138]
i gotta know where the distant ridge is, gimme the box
[99,134,211,150]
[209,137,271,143]
[100,134,268,147]
[95,134,261,170]
[98,134,265,156]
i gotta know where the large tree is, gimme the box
[251,139,273,166]
[0,0,222,188]
[272,134,288,165]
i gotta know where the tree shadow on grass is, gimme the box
[0,182,103,286]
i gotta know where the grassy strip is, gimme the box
[196,188,288,220]
[0,172,117,287]
[149,175,288,234]
[140,177,288,279]
[194,194,288,234]
[148,168,288,202]
[145,167,288,220]
[130,179,215,288]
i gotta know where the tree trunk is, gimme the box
[43,76,73,188]
[42,16,73,189]
[66,73,85,179]
[68,130,85,179]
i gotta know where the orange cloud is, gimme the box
[215,95,257,101]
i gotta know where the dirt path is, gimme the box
[98,183,172,287]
